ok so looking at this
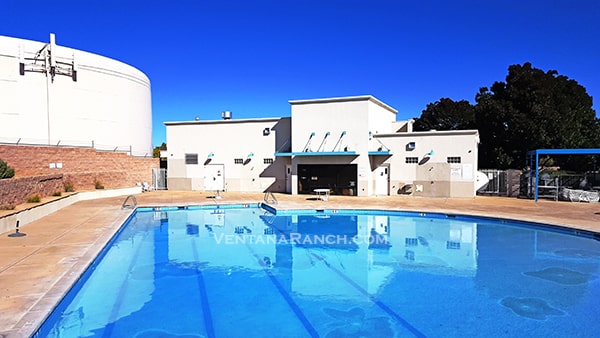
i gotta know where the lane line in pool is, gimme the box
[310,252,427,338]
[190,238,216,338]
[245,250,319,338]
[101,226,153,337]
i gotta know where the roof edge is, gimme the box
[164,116,289,126]
[288,95,397,114]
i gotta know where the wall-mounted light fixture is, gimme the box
[204,153,214,165]
[243,152,254,165]
[263,128,270,136]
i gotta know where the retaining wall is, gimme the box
[0,144,158,207]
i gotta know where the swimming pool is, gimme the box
[35,204,600,337]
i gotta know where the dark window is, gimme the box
[405,157,418,164]
[264,158,274,164]
[446,241,461,250]
[234,158,243,164]
[405,237,418,246]
[185,153,198,165]
[447,157,461,163]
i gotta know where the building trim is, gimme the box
[164,117,288,126]
[288,95,397,114]
[375,129,479,138]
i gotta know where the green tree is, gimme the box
[475,62,599,169]
[153,142,167,158]
[413,98,475,131]
[0,159,15,179]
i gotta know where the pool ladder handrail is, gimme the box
[122,195,137,209]
[264,191,278,205]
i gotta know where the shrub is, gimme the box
[52,191,62,197]
[1,204,16,210]
[64,182,75,192]
[95,180,105,189]
[27,194,41,203]
[0,159,15,179]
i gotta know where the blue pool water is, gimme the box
[36,204,600,337]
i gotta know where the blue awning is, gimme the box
[275,151,357,157]
[368,150,392,156]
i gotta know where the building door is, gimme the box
[204,164,225,191]
[285,165,292,194]
[375,165,389,195]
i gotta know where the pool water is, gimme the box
[36,205,600,337]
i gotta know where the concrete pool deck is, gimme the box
[1,190,599,337]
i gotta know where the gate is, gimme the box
[477,169,506,195]
[152,168,167,190]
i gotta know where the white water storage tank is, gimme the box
[222,111,232,120]
[0,34,152,156]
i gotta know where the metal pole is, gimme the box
[535,151,540,202]
[46,50,51,145]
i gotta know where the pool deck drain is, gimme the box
[1,191,599,337]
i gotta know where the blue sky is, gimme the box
[1,0,599,147]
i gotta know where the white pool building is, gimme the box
[165,95,480,198]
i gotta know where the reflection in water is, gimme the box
[40,207,600,338]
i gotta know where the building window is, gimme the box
[234,158,243,164]
[447,157,461,163]
[405,237,418,246]
[264,158,274,164]
[446,241,461,250]
[185,153,198,165]
[405,157,418,164]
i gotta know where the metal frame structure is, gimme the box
[526,148,600,201]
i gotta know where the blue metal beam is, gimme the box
[526,148,600,202]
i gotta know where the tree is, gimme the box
[413,98,475,131]
[475,62,599,169]
[153,142,167,158]
[0,159,15,179]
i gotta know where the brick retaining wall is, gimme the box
[0,144,158,207]
[0,174,64,206]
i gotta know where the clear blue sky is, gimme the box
[1,0,599,147]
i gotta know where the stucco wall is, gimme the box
[375,130,479,197]
[165,118,290,192]
[0,35,152,156]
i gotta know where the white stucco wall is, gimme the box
[288,96,398,196]
[165,117,291,192]
[0,35,152,156]
[376,130,480,197]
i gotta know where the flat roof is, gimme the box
[288,95,397,114]
[375,129,479,138]
[164,116,289,126]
